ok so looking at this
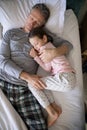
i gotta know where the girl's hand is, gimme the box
[39,48,56,63]
[39,44,69,63]
[30,48,38,58]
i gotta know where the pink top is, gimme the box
[34,42,75,75]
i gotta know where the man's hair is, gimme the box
[32,3,50,24]
[28,27,53,42]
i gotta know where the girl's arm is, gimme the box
[34,56,51,72]
[30,48,51,72]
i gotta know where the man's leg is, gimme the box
[0,79,48,130]
[16,86,48,130]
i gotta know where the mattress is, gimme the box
[0,9,85,130]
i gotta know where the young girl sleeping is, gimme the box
[28,27,76,127]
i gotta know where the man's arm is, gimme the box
[46,29,73,52]
[39,33,73,63]
[52,43,69,57]
[39,43,71,63]
[20,71,46,89]
[0,30,23,79]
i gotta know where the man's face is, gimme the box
[24,9,45,32]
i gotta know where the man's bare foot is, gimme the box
[48,110,59,127]
[51,102,62,115]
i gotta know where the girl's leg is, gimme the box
[42,90,62,126]
[28,85,60,127]
[46,104,59,127]
[51,102,62,115]
[43,90,54,104]
[28,84,50,108]
[41,72,76,92]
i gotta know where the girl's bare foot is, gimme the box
[46,103,62,127]
[51,102,62,115]
[48,109,59,127]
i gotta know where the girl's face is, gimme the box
[29,35,47,51]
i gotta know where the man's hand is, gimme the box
[20,71,46,89]
[27,74,46,89]
[30,48,38,58]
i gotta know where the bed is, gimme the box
[0,0,85,130]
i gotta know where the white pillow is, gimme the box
[0,0,66,35]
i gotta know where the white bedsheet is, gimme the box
[0,9,85,130]
[0,89,27,130]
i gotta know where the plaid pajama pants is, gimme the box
[0,79,48,130]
